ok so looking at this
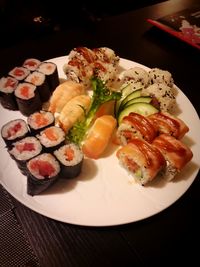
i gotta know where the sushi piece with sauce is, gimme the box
[15,82,42,116]
[37,62,59,92]
[8,67,30,81]
[1,119,29,148]
[152,134,193,181]
[27,110,55,135]
[36,126,65,153]
[8,136,42,175]
[22,58,41,71]
[148,112,189,140]
[116,138,166,185]
[116,112,158,145]
[54,143,83,179]
[26,153,60,196]
[25,71,51,102]
[0,76,19,110]
[82,115,117,159]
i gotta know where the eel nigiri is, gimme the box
[82,115,117,159]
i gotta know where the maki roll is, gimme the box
[27,110,55,135]
[26,153,60,196]
[54,143,83,179]
[15,82,42,116]
[8,67,30,81]
[8,136,42,175]
[25,71,51,102]
[36,126,65,153]
[0,76,19,110]
[23,58,41,71]
[37,62,59,92]
[1,119,29,148]
[116,138,166,185]
[152,134,193,181]
[149,68,174,87]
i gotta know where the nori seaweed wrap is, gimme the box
[0,76,19,110]
[54,143,83,179]
[15,82,42,116]
[26,153,60,196]
[8,136,42,175]
[1,119,30,148]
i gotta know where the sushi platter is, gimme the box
[0,54,200,226]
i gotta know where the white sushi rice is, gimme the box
[142,83,176,112]
[8,67,30,81]
[25,71,45,86]
[37,62,57,75]
[1,119,29,140]
[23,58,41,71]
[0,77,18,93]
[117,123,143,146]
[54,143,83,166]
[9,136,42,161]
[27,111,54,130]
[37,126,65,147]
[149,68,174,87]
[121,67,150,88]
[15,82,36,100]
[27,153,60,179]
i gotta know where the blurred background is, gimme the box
[0,0,166,48]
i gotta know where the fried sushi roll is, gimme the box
[82,115,117,159]
[27,110,55,135]
[58,95,91,133]
[8,136,42,175]
[36,126,65,153]
[48,80,85,113]
[148,112,189,139]
[0,76,19,110]
[37,61,59,92]
[54,143,83,179]
[26,153,60,196]
[116,112,157,145]
[15,82,42,116]
[152,134,193,181]
[116,138,166,185]
[1,119,29,148]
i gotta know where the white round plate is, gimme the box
[0,56,200,226]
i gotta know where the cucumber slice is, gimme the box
[114,83,143,117]
[117,89,142,115]
[118,102,159,124]
[123,96,152,108]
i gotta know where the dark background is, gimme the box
[0,0,167,48]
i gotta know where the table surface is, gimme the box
[0,0,199,266]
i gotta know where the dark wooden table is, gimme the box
[0,0,199,266]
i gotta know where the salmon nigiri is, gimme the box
[82,115,117,159]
